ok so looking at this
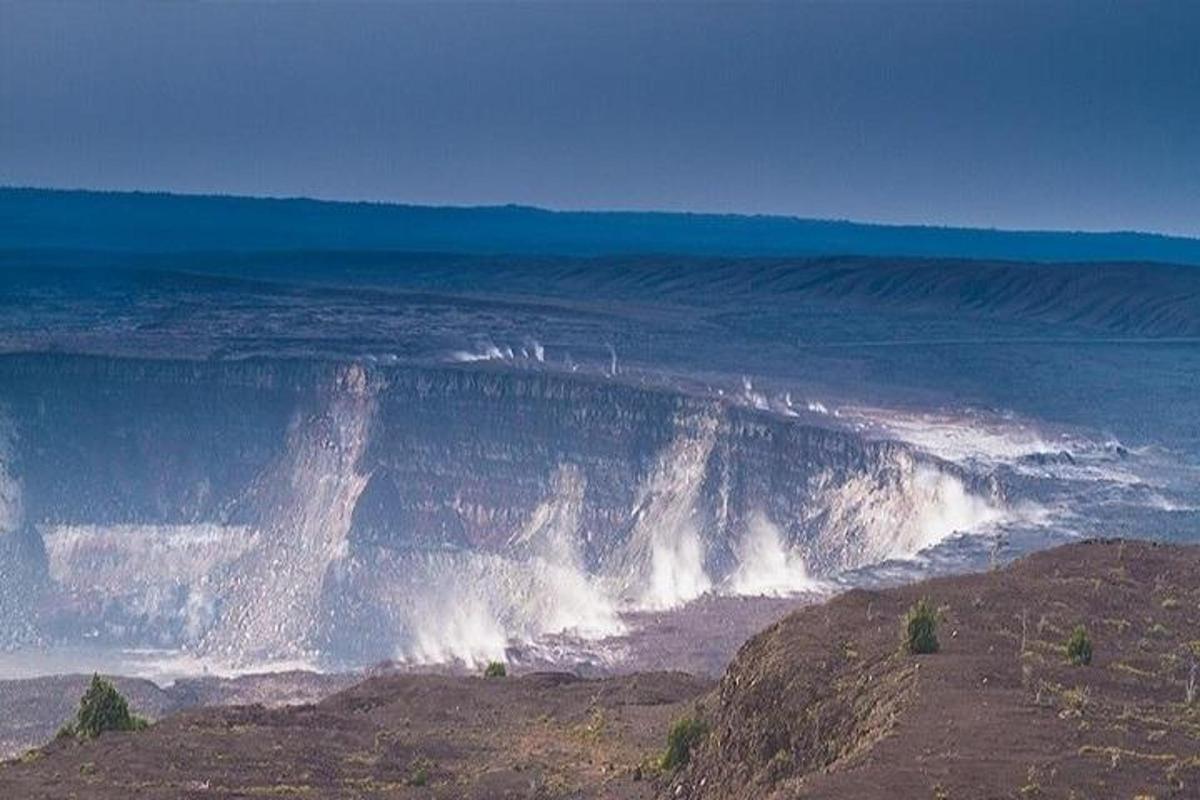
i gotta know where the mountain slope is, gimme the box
[672,539,1200,799]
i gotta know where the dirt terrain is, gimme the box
[676,539,1200,799]
[0,670,357,761]
[3,539,1199,799]
[0,670,710,799]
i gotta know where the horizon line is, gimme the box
[4,183,1196,243]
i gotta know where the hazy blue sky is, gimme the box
[2,1,1198,235]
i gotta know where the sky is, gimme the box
[1,1,1198,236]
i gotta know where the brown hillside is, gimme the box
[0,670,709,799]
[670,539,1200,800]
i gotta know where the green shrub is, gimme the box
[483,660,507,678]
[660,716,708,771]
[903,598,940,655]
[63,674,148,739]
[1066,626,1093,666]
[406,756,432,786]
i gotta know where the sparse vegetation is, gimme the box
[1066,626,1093,666]
[576,707,607,742]
[765,747,796,781]
[483,660,507,679]
[57,674,149,740]
[1148,622,1171,638]
[903,598,940,655]
[406,756,432,787]
[1059,685,1090,715]
[660,716,708,770]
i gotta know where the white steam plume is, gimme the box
[727,513,820,597]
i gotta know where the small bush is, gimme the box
[483,660,507,679]
[406,756,432,786]
[903,598,940,655]
[66,674,148,739]
[1066,626,1093,666]
[660,716,708,771]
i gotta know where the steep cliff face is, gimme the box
[0,354,1005,665]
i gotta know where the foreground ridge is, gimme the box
[3,539,1199,799]
[673,538,1200,799]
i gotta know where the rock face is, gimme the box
[0,354,1003,665]
[668,539,1200,800]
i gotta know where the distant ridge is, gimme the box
[3,186,1199,264]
